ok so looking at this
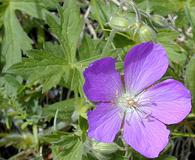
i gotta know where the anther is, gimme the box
[127,99,137,108]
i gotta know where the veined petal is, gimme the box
[123,113,170,158]
[140,79,192,124]
[124,42,168,96]
[83,57,123,102]
[88,103,124,143]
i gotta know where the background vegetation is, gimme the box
[0,0,195,159]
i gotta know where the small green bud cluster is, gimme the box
[108,13,133,32]
[108,12,156,42]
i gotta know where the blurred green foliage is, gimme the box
[0,0,195,159]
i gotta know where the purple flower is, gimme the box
[83,42,192,158]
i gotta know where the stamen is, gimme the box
[127,99,135,106]
[116,92,152,121]
[117,93,138,109]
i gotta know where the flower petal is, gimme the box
[88,103,124,143]
[123,113,170,158]
[124,42,168,95]
[140,79,192,124]
[83,57,123,102]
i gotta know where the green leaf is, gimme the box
[60,139,83,160]
[12,0,47,20]
[7,49,69,92]
[46,13,61,38]
[185,55,195,113]
[157,30,186,65]
[79,34,125,60]
[138,0,185,16]
[79,116,88,132]
[85,140,120,160]
[90,0,118,28]
[82,154,96,160]
[34,0,60,9]
[64,67,83,93]
[1,0,48,70]
[2,2,32,69]
[42,98,81,121]
[43,132,83,160]
[44,1,84,93]
[156,155,177,160]
[0,3,7,28]
[1,73,22,95]
[0,93,10,109]
[59,0,83,63]
[79,34,105,60]
[0,133,34,149]
[184,2,195,43]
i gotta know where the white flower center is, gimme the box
[117,93,139,111]
[116,92,153,121]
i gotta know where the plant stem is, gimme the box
[33,125,39,151]
[126,0,141,23]
[53,109,59,131]
[171,132,195,138]
[102,29,116,54]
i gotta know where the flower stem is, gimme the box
[171,132,195,138]
[33,125,39,151]
[125,0,141,23]
[102,29,116,54]
[53,109,59,131]
[124,143,129,158]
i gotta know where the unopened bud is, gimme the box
[109,14,130,32]
[92,141,119,154]
[152,15,168,28]
[138,24,156,42]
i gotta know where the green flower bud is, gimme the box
[109,14,130,32]
[91,141,119,154]
[138,24,156,42]
[152,15,168,28]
